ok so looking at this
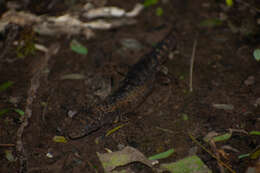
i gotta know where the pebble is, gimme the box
[244,76,255,86]
[120,38,143,51]
[67,110,77,118]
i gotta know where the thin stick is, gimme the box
[235,0,260,13]
[189,133,236,173]
[0,144,15,147]
[189,38,197,92]
[16,44,59,173]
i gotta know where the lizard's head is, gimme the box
[64,111,102,140]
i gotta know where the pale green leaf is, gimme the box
[70,39,88,55]
[226,0,233,7]
[238,153,250,159]
[156,7,163,16]
[253,49,260,61]
[212,133,232,142]
[161,155,212,173]
[5,150,16,162]
[148,148,174,160]
[182,113,189,121]
[53,136,67,143]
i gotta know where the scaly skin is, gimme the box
[67,31,177,139]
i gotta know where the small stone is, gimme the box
[202,2,210,8]
[120,38,144,51]
[159,65,168,75]
[9,96,20,105]
[219,12,227,21]
[46,152,53,158]
[254,98,260,107]
[212,104,234,110]
[83,3,94,11]
[244,76,255,86]
[257,18,260,25]
[67,110,77,118]
[188,146,198,155]
[117,143,125,150]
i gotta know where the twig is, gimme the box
[16,44,59,173]
[189,38,197,92]
[235,0,260,13]
[0,143,15,147]
[189,133,236,173]
[209,140,225,173]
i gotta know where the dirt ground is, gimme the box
[0,0,260,173]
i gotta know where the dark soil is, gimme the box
[0,0,259,173]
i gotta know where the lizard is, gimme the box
[66,30,177,139]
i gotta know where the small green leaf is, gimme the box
[148,148,174,160]
[156,7,163,16]
[143,0,158,7]
[13,109,24,116]
[200,19,222,28]
[70,39,88,55]
[5,150,16,162]
[212,133,232,142]
[0,109,10,116]
[0,81,14,92]
[161,155,211,173]
[253,49,260,61]
[179,75,185,80]
[106,124,125,136]
[53,136,67,143]
[182,113,189,121]
[249,131,260,136]
[238,153,250,159]
[250,146,260,159]
[225,0,233,7]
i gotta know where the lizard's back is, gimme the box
[67,30,177,139]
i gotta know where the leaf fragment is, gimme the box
[161,155,212,173]
[250,146,260,159]
[249,131,260,136]
[60,73,85,80]
[0,81,14,92]
[156,7,163,16]
[238,153,250,159]
[53,136,67,143]
[13,109,24,116]
[200,19,222,28]
[5,150,16,162]
[0,109,10,116]
[106,124,125,136]
[97,146,153,172]
[148,148,174,160]
[212,133,232,142]
[70,39,88,55]
[253,49,260,61]
[225,0,233,7]
[143,0,158,7]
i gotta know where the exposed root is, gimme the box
[16,44,60,173]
